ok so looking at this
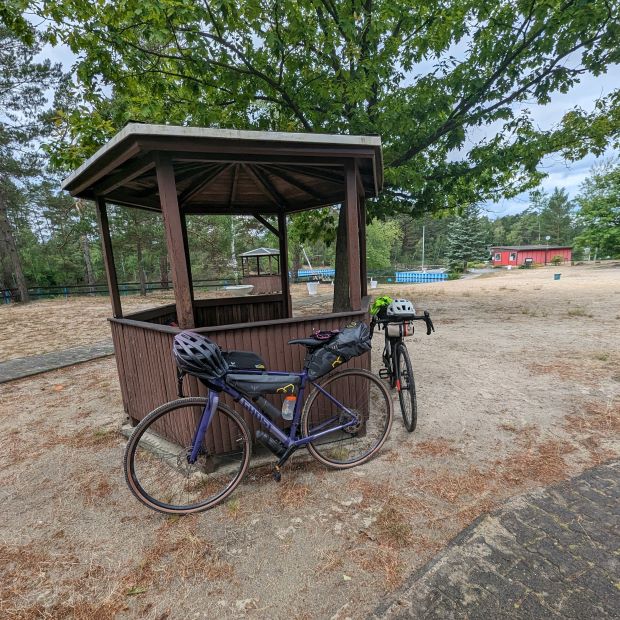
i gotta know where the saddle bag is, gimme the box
[307,321,372,381]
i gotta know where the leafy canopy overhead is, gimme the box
[23,0,620,217]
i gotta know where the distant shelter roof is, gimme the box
[61,124,383,215]
[238,247,280,257]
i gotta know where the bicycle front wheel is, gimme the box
[124,397,251,514]
[395,342,417,432]
[302,369,393,469]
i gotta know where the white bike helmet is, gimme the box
[386,298,415,317]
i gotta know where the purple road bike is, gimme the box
[124,336,393,515]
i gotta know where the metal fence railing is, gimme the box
[1,276,241,304]
[2,265,451,303]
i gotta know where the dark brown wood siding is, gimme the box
[122,294,287,328]
[110,300,370,453]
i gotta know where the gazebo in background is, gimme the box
[61,124,382,448]
[239,247,281,295]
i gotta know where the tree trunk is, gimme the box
[332,205,350,312]
[230,216,238,281]
[0,189,29,303]
[159,254,169,289]
[80,234,96,295]
[136,237,147,296]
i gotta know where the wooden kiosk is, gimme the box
[61,124,383,449]
[239,247,282,295]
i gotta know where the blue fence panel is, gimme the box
[395,271,448,283]
[297,268,335,278]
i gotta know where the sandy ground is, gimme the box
[1,263,619,618]
[0,285,327,363]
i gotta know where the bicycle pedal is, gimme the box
[273,466,282,483]
[378,368,391,380]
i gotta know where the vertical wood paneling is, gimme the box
[110,303,369,454]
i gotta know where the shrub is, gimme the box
[551,255,563,266]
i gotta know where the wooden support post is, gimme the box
[180,211,195,308]
[359,196,368,299]
[155,154,195,329]
[277,211,292,317]
[345,160,362,311]
[95,196,122,318]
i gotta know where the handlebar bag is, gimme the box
[307,321,372,380]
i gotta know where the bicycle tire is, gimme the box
[124,397,251,514]
[395,342,417,432]
[302,368,393,469]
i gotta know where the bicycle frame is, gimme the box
[189,368,359,464]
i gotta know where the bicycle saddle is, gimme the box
[288,338,325,349]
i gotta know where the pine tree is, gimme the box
[0,25,63,301]
[446,204,487,272]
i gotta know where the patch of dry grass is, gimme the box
[0,542,127,619]
[374,498,413,548]
[82,477,114,504]
[314,548,345,575]
[348,545,405,591]
[453,498,498,527]
[346,478,392,510]
[566,306,592,318]
[413,465,492,504]
[496,439,575,486]
[278,481,311,508]
[564,398,619,466]
[414,438,457,457]
[63,426,120,450]
[127,519,234,594]
[566,399,620,434]
[1,424,121,469]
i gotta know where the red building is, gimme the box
[490,245,572,267]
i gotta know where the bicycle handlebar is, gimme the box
[370,311,435,336]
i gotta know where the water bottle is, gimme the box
[281,395,296,421]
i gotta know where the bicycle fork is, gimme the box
[189,391,219,463]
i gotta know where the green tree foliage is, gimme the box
[34,0,620,215]
[574,162,620,258]
[366,219,403,270]
[18,0,620,308]
[0,24,64,301]
[538,187,576,244]
[446,204,487,271]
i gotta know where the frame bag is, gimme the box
[307,321,372,380]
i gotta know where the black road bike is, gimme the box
[371,311,434,432]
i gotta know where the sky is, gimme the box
[480,66,620,218]
[39,38,619,220]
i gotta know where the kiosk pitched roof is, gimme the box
[61,124,383,215]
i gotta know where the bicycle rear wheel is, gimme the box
[124,397,251,514]
[302,369,393,468]
[395,342,417,432]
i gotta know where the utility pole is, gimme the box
[421,225,426,271]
